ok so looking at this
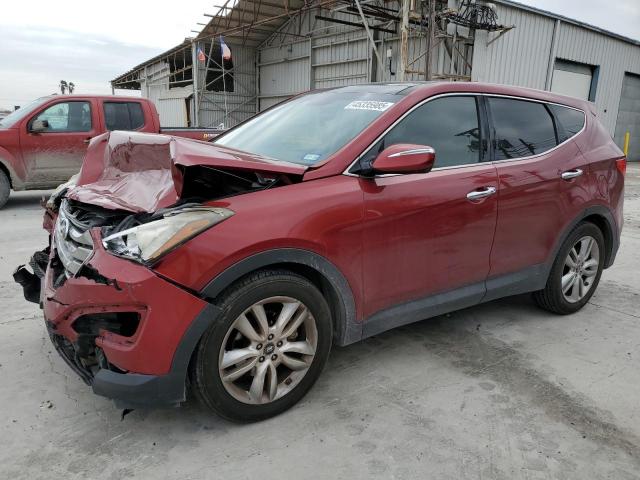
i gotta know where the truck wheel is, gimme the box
[0,170,10,209]
[534,222,605,315]
[191,270,332,422]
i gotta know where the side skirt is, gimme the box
[360,264,548,341]
[362,282,485,339]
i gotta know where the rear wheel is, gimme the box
[191,270,332,422]
[534,222,605,314]
[0,170,10,209]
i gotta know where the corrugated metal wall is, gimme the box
[259,39,311,111]
[313,30,370,88]
[256,7,459,110]
[472,3,640,135]
[471,7,555,89]
[257,12,378,110]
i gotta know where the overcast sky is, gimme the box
[0,0,638,110]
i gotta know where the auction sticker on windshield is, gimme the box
[344,101,394,112]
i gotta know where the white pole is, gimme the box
[222,43,228,128]
[191,42,200,127]
[399,0,409,81]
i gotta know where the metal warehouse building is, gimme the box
[111,0,640,160]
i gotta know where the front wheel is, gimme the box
[191,270,332,422]
[0,170,10,209]
[534,222,605,314]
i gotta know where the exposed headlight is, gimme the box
[102,207,234,264]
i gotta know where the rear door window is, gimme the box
[488,98,558,160]
[103,102,145,131]
[549,104,586,142]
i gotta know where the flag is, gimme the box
[220,36,232,61]
[197,47,206,63]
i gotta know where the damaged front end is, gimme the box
[14,131,304,408]
[16,130,305,303]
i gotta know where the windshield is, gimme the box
[214,90,398,165]
[0,97,50,128]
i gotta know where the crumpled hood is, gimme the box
[66,131,307,212]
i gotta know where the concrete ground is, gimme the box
[1,165,639,480]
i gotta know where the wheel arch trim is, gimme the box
[200,248,361,346]
[552,205,619,270]
[0,152,20,189]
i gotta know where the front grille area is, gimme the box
[49,331,95,385]
[54,202,94,277]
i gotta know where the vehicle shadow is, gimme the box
[26,291,623,479]
[105,293,543,430]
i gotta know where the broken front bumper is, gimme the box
[19,230,220,409]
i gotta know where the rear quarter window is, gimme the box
[549,104,586,142]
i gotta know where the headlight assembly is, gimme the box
[102,207,234,264]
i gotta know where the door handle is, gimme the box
[466,186,497,201]
[83,138,91,144]
[561,168,583,180]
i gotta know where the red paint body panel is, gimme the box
[576,110,626,237]
[489,140,589,277]
[154,175,366,317]
[0,95,221,190]
[360,165,498,317]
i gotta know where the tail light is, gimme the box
[616,157,627,176]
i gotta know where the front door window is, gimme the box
[31,101,92,132]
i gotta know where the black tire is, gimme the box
[191,269,332,422]
[0,170,10,209]
[534,222,605,314]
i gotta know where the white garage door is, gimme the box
[551,59,593,101]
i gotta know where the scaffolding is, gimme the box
[111,0,512,127]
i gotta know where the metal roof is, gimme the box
[195,0,310,47]
[111,40,192,89]
[494,0,640,46]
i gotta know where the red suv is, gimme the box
[15,82,625,422]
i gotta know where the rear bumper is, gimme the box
[26,232,221,408]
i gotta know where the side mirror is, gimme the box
[31,119,49,132]
[372,144,435,174]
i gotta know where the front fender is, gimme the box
[200,248,361,346]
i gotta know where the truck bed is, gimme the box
[160,127,224,142]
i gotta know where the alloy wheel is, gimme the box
[218,296,318,404]
[561,235,600,303]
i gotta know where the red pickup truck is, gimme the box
[0,95,222,208]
